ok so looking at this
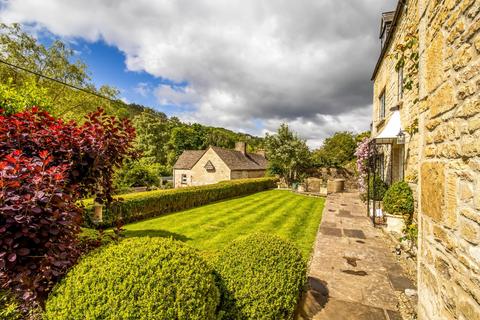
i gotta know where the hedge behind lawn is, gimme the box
[214,233,307,320]
[83,177,277,227]
[44,238,219,320]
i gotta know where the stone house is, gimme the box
[371,0,480,319]
[173,142,267,188]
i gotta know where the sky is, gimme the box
[0,0,397,148]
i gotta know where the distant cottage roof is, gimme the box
[211,146,267,171]
[173,146,267,171]
[173,150,206,169]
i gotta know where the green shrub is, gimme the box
[83,177,278,227]
[383,181,414,216]
[45,238,219,320]
[368,175,388,201]
[114,160,168,189]
[0,290,22,320]
[214,233,306,320]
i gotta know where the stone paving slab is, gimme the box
[296,192,415,320]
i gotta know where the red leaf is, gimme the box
[7,253,16,262]
[17,248,30,256]
[39,150,49,159]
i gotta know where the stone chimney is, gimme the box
[235,141,247,154]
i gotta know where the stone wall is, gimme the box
[230,170,266,179]
[306,167,357,191]
[372,0,421,189]
[188,148,231,186]
[417,0,480,318]
[173,169,192,188]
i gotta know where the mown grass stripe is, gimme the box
[139,191,285,237]
[126,190,281,231]
[292,198,324,254]
[277,197,318,237]
[121,190,324,256]
[196,191,297,250]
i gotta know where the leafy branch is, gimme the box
[391,31,419,92]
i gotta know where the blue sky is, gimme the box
[69,40,186,115]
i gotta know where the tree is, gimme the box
[132,110,169,164]
[0,23,128,122]
[355,131,371,143]
[264,124,311,185]
[313,131,357,167]
[166,125,206,166]
[0,107,136,309]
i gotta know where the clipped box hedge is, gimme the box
[83,177,277,227]
[213,233,306,320]
[45,238,219,320]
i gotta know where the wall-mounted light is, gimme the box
[397,130,406,144]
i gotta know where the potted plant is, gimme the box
[368,174,388,202]
[382,181,415,234]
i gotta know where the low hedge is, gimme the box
[213,233,306,320]
[383,181,414,216]
[44,238,219,320]
[83,177,278,227]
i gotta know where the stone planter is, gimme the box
[327,179,345,193]
[385,213,405,234]
[93,202,103,223]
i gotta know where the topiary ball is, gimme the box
[383,181,414,216]
[45,237,219,320]
[214,233,306,320]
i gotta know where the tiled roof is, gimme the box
[173,146,268,171]
[173,150,206,169]
[211,146,267,170]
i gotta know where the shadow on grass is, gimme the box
[123,229,192,242]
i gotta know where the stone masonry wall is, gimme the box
[372,0,421,188]
[189,148,231,186]
[417,0,480,319]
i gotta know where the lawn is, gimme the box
[122,189,324,256]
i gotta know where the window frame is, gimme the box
[398,66,404,100]
[181,174,188,184]
[379,89,386,120]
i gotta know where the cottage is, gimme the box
[371,1,480,319]
[173,142,267,188]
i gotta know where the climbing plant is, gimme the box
[354,137,374,194]
[392,31,419,92]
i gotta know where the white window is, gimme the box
[181,174,187,184]
[379,90,386,120]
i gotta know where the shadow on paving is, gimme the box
[295,191,412,320]
[123,229,192,242]
[295,277,329,319]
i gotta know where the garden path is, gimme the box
[296,192,415,320]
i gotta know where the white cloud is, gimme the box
[0,0,396,145]
[134,82,151,97]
